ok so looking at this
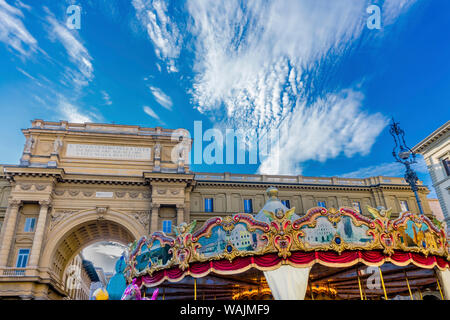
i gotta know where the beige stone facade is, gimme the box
[0,120,432,299]
[413,120,450,232]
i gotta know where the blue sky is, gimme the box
[1,0,449,197]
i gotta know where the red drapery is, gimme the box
[138,250,450,287]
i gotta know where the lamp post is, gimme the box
[389,118,424,215]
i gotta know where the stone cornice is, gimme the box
[3,166,64,182]
[23,119,192,144]
[58,174,147,186]
[144,172,195,184]
[194,180,429,193]
[412,120,450,154]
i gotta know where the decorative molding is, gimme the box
[115,191,126,198]
[83,191,94,197]
[142,192,151,199]
[54,190,66,197]
[20,184,32,191]
[68,190,80,197]
[129,191,139,199]
[156,189,167,195]
[35,184,47,191]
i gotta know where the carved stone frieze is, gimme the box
[156,189,167,195]
[20,184,32,191]
[129,191,140,198]
[69,190,80,197]
[54,190,65,196]
[35,184,47,191]
[50,210,77,230]
[133,211,150,229]
[115,191,126,198]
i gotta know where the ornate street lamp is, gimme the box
[389,118,424,215]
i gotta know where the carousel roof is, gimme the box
[254,187,301,223]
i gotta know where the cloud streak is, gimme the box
[149,85,173,110]
[134,0,418,174]
[46,12,94,91]
[132,0,181,72]
[0,0,37,56]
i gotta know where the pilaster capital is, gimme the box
[39,200,52,209]
[8,199,22,208]
[176,204,185,210]
[151,203,161,209]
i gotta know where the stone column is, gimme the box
[28,200,51,267]
[176,205,184,226]
[0,199,21,267]
[150,203,160,234]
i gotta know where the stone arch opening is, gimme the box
[51,219,135,281]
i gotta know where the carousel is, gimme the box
[117,187,449,300]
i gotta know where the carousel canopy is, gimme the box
[123,188,449,294]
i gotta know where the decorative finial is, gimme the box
[266,187,278,200]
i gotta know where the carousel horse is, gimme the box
[121,279,159,300]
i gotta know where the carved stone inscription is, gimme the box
[66,144,151,160]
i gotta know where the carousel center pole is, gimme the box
[417,287,423,300]
[404,270,413,300]
[434,270,444,300]
[378,267,388,300]
[357,268,364,300]
[194,278,197,300]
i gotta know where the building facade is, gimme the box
[413,120,450,232]
[63,253,92,300]
[0,120,432,299]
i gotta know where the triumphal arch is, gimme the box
[0,120,432,299]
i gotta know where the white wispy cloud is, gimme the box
[101,90,112,106]
[58,98,93,123]
[338,159,428,179]
[258,90,387,175]
[0,0,37,56]
[132,0,181,73]
[148,85,173,110]
[45,11,94,90]
[338,157,436,197]
[143,105,165,124]
[133,0,418,174]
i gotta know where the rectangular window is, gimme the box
[244,199,253,213]
[162,220,172,234]
[317,201,326,208]
[16,249,30,268]
[443,158,450,176]
[24,218,36,232]
[281,200,291,209]
[204,198,214,212]
[352,201,362,213]
[400,200,409,212]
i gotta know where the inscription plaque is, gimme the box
[96,192,114,198]
[66,144,151,160]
